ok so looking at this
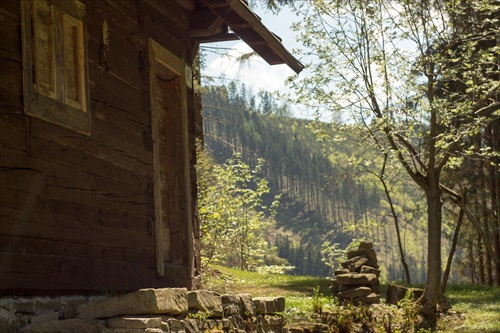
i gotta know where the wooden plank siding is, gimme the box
[0,0,198,294]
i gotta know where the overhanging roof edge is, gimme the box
[200,0,304,74]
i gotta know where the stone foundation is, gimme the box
[0,289,288,333]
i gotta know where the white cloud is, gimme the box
[201,42,317,119]
[203,42,294,93]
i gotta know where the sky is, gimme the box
[200,6,313,118]
[200,4,425,121]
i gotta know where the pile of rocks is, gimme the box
[330,242,381,305]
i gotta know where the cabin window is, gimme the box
[21,0,90,134]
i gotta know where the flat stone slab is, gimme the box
[289,323,329,333]
[338,287,371,299]
[345,249,378,268]
[0,308,16,333]
[360,265,380,277]
[253,297,285,314]
[188,290,223,318]
[335,273,378,285]
[350,258,368,272]
[358,241,373,249]
[330,277,341,286]
[106,317,162,329]
[0,298,35,314]
[20,318,104,333]
[342,255,362,268]
[162,317,185,331]
[30,311,59,326]
[239,294,255,316]
[106,329,164,333]
[222,303,240,316]
[221,294,239,304]
[221,293,254,316]
[353,293,380,305]
[77,288,188,319]
[334,268,350,276]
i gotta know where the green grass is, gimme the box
[437,284,500,333]
[202,265,500,332]
[201,265,334,322]
[201,265,331,296]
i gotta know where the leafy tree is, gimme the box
[197,146,280,270]
[289,0,499,323]
[249,0,295,13]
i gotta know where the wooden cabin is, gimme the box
[0,0,302,294]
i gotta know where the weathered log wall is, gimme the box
[0,0,199,294]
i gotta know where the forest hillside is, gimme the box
[201,82,466,284]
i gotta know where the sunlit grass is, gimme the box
[201,265,333,322]
[437,284,500,333]
[201,265,330,296]
[202,265,500,332]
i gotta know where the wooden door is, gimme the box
[149,39,193,278]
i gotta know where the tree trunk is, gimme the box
[468,240,475,283]
[476,196,486,284]
[421,233,426,283]
[383,180,411,283]
[478,131,493,285]
[492,120,500,285]
[420,184,442,325]
[478,237,485,284]
[458,201,500,269]
[442,208,464,293]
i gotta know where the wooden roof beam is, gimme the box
[197,32,239,44]
[190,7,227,38]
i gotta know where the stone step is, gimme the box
[188,290,223,318]
[221,293,254,316]
[253,297,285,314]
[106,329,164,333]
[19,318,104,333]
[106,317,163,329]
[77,288,188,319]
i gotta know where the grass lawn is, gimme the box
[437,284,500,333]
[202,265,500,332]
[201,265,331,296]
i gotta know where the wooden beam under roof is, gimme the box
[189,7,226,38]
[198,0,303,74]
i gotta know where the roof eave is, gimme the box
[199,0,304,74]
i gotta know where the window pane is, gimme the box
[62,14,80,105]
[33,0,56,98]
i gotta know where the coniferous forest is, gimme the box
[201,80,499,287]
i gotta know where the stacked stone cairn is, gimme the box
[330,241,381,305]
